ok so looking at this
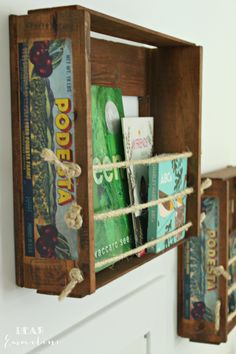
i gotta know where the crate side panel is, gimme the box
[229,178,236,232]
[217,180,229,342]
[228,315,236,334]
[9,10,95,297]
[70,9,95,297]
[9,15,25,287]
[150,46,202,236]
[178,179,229,343]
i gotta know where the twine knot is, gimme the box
[214,265,231,280]
[64,202,83,230]
[215,300,221,332]
[58,268,84,301]
[41,148,81,179]
[228,255,236,267]
[200,212,206,224]
[201,178,212,194]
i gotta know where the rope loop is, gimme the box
[41,148,81,179]
[228,255,236,267]
[228,309,236,323]
[64,202,83,230]
[58,268,84,301]
[94,187,193,221]
[215,300,221,332]
[201,178,212,194]
[200,212,206,224]
[214,265,231,280]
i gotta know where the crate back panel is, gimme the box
[10,9,95,297]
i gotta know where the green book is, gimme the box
[92,85,134,272]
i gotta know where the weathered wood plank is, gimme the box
[28,5,194,47]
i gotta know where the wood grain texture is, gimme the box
[96,236,189,289]
[9,15,25,287]
[180,319,222,345]
[9,9,96,297]
[10,6,202,299]
[35,236,189,295]
[216,180,229,343]
[28,5,195,47]
[227,178,236,334]
[150,46,202,237]
[91,38,148,96]
[203,166,236,180]
[55,9,96,298]
[228,314,236,334]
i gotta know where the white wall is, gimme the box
[1,1,236,353]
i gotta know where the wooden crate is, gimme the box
[178,167,236,344]
[9,5,202,298]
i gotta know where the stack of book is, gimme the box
[92,85,188,270]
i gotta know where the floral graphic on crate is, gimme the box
[191,301,213,321]
[29,40,65,78]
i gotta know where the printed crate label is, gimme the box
[19,39,78,260]
[184,197,219,322]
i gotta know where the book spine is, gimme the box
[147,164,158,252]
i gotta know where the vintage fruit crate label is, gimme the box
[147,157,188,253]
[92,86,134,271]
[184,197,219,322]
[19,39,78,260]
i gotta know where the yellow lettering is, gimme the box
[56,149,72,161]
[58,179,74,192]
[208,258,216,266]
[55,113,71,131]
[208,249,216,258]
[55,98,71,113]
[207,229,216,238]
[207,238,216,249]
[56,132,72,148]
[57,189,73,206]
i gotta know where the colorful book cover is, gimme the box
[228,229,236,314]
[121,117,154,254]
[19,39,78,260]
[183,197,220,322]
[92,86,134,271]
[147,157,187,253]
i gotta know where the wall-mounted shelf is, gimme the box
[9,5,202,298]
[178,166,236,344]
